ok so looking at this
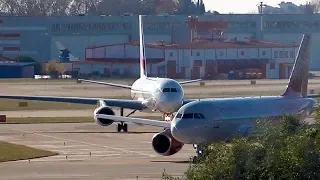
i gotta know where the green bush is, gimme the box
[163,115,320,180]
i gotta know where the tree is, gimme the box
[15,55,42,74]
[199,0,205,14]
[176,0,197,15]
[163,115,320,180]
[46,60,64,78]
[0,0,184,15]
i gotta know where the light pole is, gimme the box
[257,2,267,41]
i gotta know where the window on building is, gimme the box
[290,51,294,58]
[274,51,278,58]
[270,63,275,70]
[196,52,200,56]
[284,51,288,58]
[279,51,283,58]
[169,52,173,57]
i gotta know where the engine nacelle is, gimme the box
[94,106,115,126]
[151,128,184,156]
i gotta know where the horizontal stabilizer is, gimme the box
[78,79,132,89]
[179,79,202,85]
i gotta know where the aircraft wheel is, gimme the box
[192,156,198,164]
[117,124,122,132]
[123,123,128,132]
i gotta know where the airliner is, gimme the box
[0,15,200,133]
[91,34,320,158]
[0,33,316,159]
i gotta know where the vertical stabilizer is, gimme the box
[139,15,147,78]
[55,42,79,62]
[282,33,312,97]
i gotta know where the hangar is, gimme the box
[82,38,298,80]
[0,55,35,78]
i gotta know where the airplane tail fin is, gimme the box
[139,15,147,78]
[55,42,79,62]
[282,33,312,97]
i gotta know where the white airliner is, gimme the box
[0,34,318,160]
[90,34,320,158]
[0,15,200,133]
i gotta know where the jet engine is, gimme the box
[94,106,115,126]
[151,128,184,156]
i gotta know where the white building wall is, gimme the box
[237,48,249,59]
[259,48,272,59]
[105,45,125,58]
[216,49,226,60]
[266,62,280,79]
[226,48,237,59]
[248,48,259,59]
[204,49,215,60]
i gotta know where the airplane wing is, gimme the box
[307,94,320,98]
[96,114,171,128]
[78,79,132,89]
[0,95,146,110]
[178,79,202,85]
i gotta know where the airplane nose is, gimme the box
[159,93,183,113]
[171,118,188,143]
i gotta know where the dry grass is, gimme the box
[0,99,95,111]
[0,141,58,163]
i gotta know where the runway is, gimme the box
[0,123,195,180]
[0,79,319,179]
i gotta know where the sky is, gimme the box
[202,0,310,13]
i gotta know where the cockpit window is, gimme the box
[182,113,193,119]
[178,113,205,119]
[199,113,205,119]
[163,88,170,92]
[176,113,182,118]
[194,113,201,119]
[171,88,177,92]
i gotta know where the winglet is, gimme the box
[282,33,312,97]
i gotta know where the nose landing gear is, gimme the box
[163,113,174,122]
[190,143,207,164]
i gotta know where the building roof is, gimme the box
[128,40,298,49]
[0,62,36,66]
[0,55,15,62]
[75,58,163,65]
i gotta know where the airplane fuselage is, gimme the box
[171,96,316,144]
[130,77,184,114]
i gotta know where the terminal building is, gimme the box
[82,39,298,79]
[0,14,318,79]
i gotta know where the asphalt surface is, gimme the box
[0,123,195,180]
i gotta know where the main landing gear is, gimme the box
[117,108,136,132]
[190,143,207,164]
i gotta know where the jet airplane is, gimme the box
[91,33,320,158]
[0,15,201,133]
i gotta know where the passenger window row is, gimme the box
[176,113,205,119]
